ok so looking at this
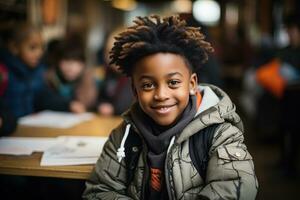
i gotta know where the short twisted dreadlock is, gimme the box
[109,15,214,76]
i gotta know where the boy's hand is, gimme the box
[70,101,86,113]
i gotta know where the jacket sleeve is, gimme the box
[82,122,134,200]
[198,123,258,200]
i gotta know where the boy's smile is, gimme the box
[132,53,197,126]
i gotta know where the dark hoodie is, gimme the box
[130,95,197,200]
[0,49,46,118]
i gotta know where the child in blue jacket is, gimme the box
[0,22,45,118]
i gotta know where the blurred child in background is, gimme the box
[0,21,45,199]
[278,12,300,177]
[98,28,134,116]
[37,40,98,113]
[0,22,45,118]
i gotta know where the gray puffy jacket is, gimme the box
[83,84,258,200]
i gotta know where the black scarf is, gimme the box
[130,95,197,200]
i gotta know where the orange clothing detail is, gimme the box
[150,168,163,191]
[196,90,202,109]
[256,59,286,98]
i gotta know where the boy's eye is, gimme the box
[141,82,154,90]
[168,80,181,87]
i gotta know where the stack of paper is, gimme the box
[0,137,57,155]
[40,136,108,166]
[0,136,108,166]
[18,110,94,128]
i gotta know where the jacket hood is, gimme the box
[122,84,243,144]
[177,84,243,143]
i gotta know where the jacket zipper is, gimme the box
[141,142,149,200]
[122,120,147,200]
[165,136,176,199]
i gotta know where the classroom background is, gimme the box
[0,0,299,199]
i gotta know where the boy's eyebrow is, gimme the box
[166,72,183,78]
[138,72,183,81]
[138,75,153,81]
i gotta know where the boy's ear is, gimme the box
[189,73,198,92]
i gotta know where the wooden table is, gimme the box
[0,115,123,180]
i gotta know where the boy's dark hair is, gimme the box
[109,15,214,76]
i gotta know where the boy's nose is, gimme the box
[153,86,169,101]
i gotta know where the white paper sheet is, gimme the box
[40,157,98,166]
[40,136,108,166]
[0,137,57,155]
[18,110,94,129]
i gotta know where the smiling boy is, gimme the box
[83,15,258,200]
[133,53,198,126]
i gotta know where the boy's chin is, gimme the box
[153,118,176,127]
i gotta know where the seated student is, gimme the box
[83,15,258,199]
[98,28,134,116]
[37,41,98,113]
[0,22,45,118]
[278,12,300,177]
[0,22,85,118]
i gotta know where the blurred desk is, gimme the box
[0,115,122,179]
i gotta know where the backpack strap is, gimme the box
[124,129,142,186]
[189,123,220,181]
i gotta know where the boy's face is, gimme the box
[59,60,85,81]
[132,53,197,126]
[17,32,44,68]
